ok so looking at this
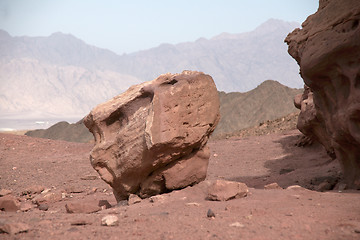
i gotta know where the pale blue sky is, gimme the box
[0,0,318,54]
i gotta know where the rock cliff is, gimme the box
[286,0,360,188]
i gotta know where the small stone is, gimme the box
[213,153,218,157]
[20,202,33,212]
[229,222,244,228]
[101,215,119,226]
[65,186,84,193]
[207,209,215,218]
[286,185,307,191]
[128,194,142,205]
[207,180,248,201]
[316,181,333,192]
[80,175,98,180]
[23,185,45,195]
[292,195,301,199]
[38,204,49,211]
[264,183,283,190]
[355,229,360,234]
[116,200,128,207]
[41,188,51,194]
[65,201,101,213]
[185,202,200,207]
[33,191,63,205]
[0,189,12,197]
[149,195,165,203]
[98,200,112,209]
[71,219,92,226]
[0,221,30,234]
[0,195,20,212]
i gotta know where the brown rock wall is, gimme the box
[286,0,360,188]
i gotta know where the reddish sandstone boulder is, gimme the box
[84,71,220,200]
[286,0,360,188]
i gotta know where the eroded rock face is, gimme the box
[294,85,335,158]
[286,0,360,188]
[84,71,220,200]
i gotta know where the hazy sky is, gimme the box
[0,0,318,54]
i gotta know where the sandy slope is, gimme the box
[1,130,360,239]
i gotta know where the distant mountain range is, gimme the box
[25,80,301,142]
[0,19,302,119]
[214,80,301,136]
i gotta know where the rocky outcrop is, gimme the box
[84,71,220,201]
[293,86,335,157]
[286,0,360,188]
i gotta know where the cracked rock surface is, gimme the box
[84,71,220,200]
[286,0,360,188]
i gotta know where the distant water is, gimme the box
[0,118,81,131]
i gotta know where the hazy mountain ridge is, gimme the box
[0,58,140,117]
[0,19,302,118]
[120,19,301,92]
[25,79,301,142]
[214,80,301,136]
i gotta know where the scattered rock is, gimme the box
[286,185,308,191]
[65,186,84,193]
[116,200,128,207]
[0,221,30,235]
[149,195,165,203]
[229,222,245,228]
[292,195,301,200]
[101,215,119,226]
[84,71,220,201]
[264,183,283,190]
[128,194,142,205]
[20,202,33,212]
[185,202,200,207]
[0,189,12,197]
[285,0,360,188]
[207,209,215,218]
[71,219,92,226]
[65,201,101,213]
[23,185,45,195]
[38,204,49,211]
[0,195,20,212]
[316,181,333,192]
[80,175,98,180]
[32,191,63,205]
[207,180,248,201]
[98,200,112,209]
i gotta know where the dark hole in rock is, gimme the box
[352,19,359,30]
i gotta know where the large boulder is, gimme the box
[84,71,220,200]
[285,0,360,188]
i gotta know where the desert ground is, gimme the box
[1,129,360,239]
